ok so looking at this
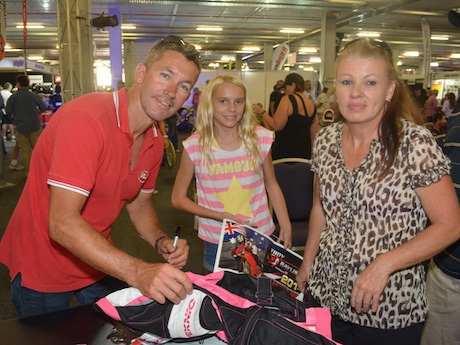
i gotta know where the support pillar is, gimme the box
[320,12,337,91]
[56,0,95,102]
[264,43,273,71]
[109,6,123,89]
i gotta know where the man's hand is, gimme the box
[157,238,189,268]
[135,262,193,304]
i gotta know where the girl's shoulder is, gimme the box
[255,125,274,138]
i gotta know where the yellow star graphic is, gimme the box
[214,176,255,218]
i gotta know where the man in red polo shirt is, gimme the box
[0,36,201,318]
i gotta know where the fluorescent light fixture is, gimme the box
[197,27,222,31]
[221,56,234,61]
[357,32,380,37]
[451,53,460,59]
[208,63,220,67]
[403,51,419,57]
[193,45,202,50]
[121,25,137,30]
[28,56,44,60]
[397,60,403,66]
[4,45,11,49]
[430,62,439,67]
[16,25,45,29]
[280,29,305,34]
[241,47,260,52]
[299,47,318,53]
[303,67,315,71]
[309,57,321,63]
[431,35,448,41]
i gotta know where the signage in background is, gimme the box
[271,43,290,70]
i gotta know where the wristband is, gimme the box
[154,235,167,251]
[163,135,168,138]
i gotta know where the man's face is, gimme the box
[136,50,200,121]
[305,80,312,92]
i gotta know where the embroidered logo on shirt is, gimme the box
[138,170,149,183]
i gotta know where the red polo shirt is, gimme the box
[0,89,163,292]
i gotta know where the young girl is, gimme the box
[172,75,292,272]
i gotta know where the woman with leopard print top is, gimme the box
[296,38,460,345]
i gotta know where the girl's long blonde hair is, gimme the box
[195,75,260,170]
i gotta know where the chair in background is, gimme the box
[322,108,335,126]
[271,158,315,252]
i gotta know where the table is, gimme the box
[0,304,226,345]
[0,304,119,345]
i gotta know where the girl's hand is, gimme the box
[277,225,292,249]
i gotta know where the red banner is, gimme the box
[23,0,27,47]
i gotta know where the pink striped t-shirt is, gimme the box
[183,126,275,243]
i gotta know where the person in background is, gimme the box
[269,80,284,116]
[1,82,15,141]
[296,38,460,345]
[48,84,63,114]
[421,103,460,345]
[303,79,314,101]
[442,92,456,119]
[171,74,292,272]
[191,86,201,110]
[5,75,46,175]
[315,86,330,127]
[0,35,201,318]
[426,111,447,147]
[424,89,439,122]
[254,73,318,160]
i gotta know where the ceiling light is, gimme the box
[197,27,222,31]
[121,25,136,30]
[403,51,419,57]
[280,29,305,34]
[299,47,318,53]
[309,57,321,63]
[16,25,45,29]
[241,47,260,52]
[303,67,314,71]
[208,63,220,67]
[193,45,202,50]
[431,35,448,41]
[451,53,460,59]
[221,56,234,62]
[28,56,44,60]
[357,32,380,37]
[430,62,439,67]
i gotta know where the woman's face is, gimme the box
[335,56,395,126]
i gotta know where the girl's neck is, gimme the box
[214,128,241,151]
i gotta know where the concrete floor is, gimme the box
[0,132,204,320]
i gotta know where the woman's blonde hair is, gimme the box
[195,75,260,169]
[336,38,422,178]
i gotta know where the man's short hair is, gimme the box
[432,111,445,123]
[143,35,201,73]
[15,74,30,88]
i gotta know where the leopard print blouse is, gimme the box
[309,119,450,329]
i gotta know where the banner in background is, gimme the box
[421,17,432,90]
[271,43,289,70]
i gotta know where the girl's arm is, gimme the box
[295,178,326,293]
[262,152,292,248]
[171,150,242,222]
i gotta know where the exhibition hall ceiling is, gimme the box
[2,0,460,74]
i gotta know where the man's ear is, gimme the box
[134,63,146,84]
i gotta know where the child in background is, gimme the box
[172,75,292,272]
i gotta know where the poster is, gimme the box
[214,219,303,299]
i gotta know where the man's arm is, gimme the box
[126,191,189,268]
[48,186,193,304]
